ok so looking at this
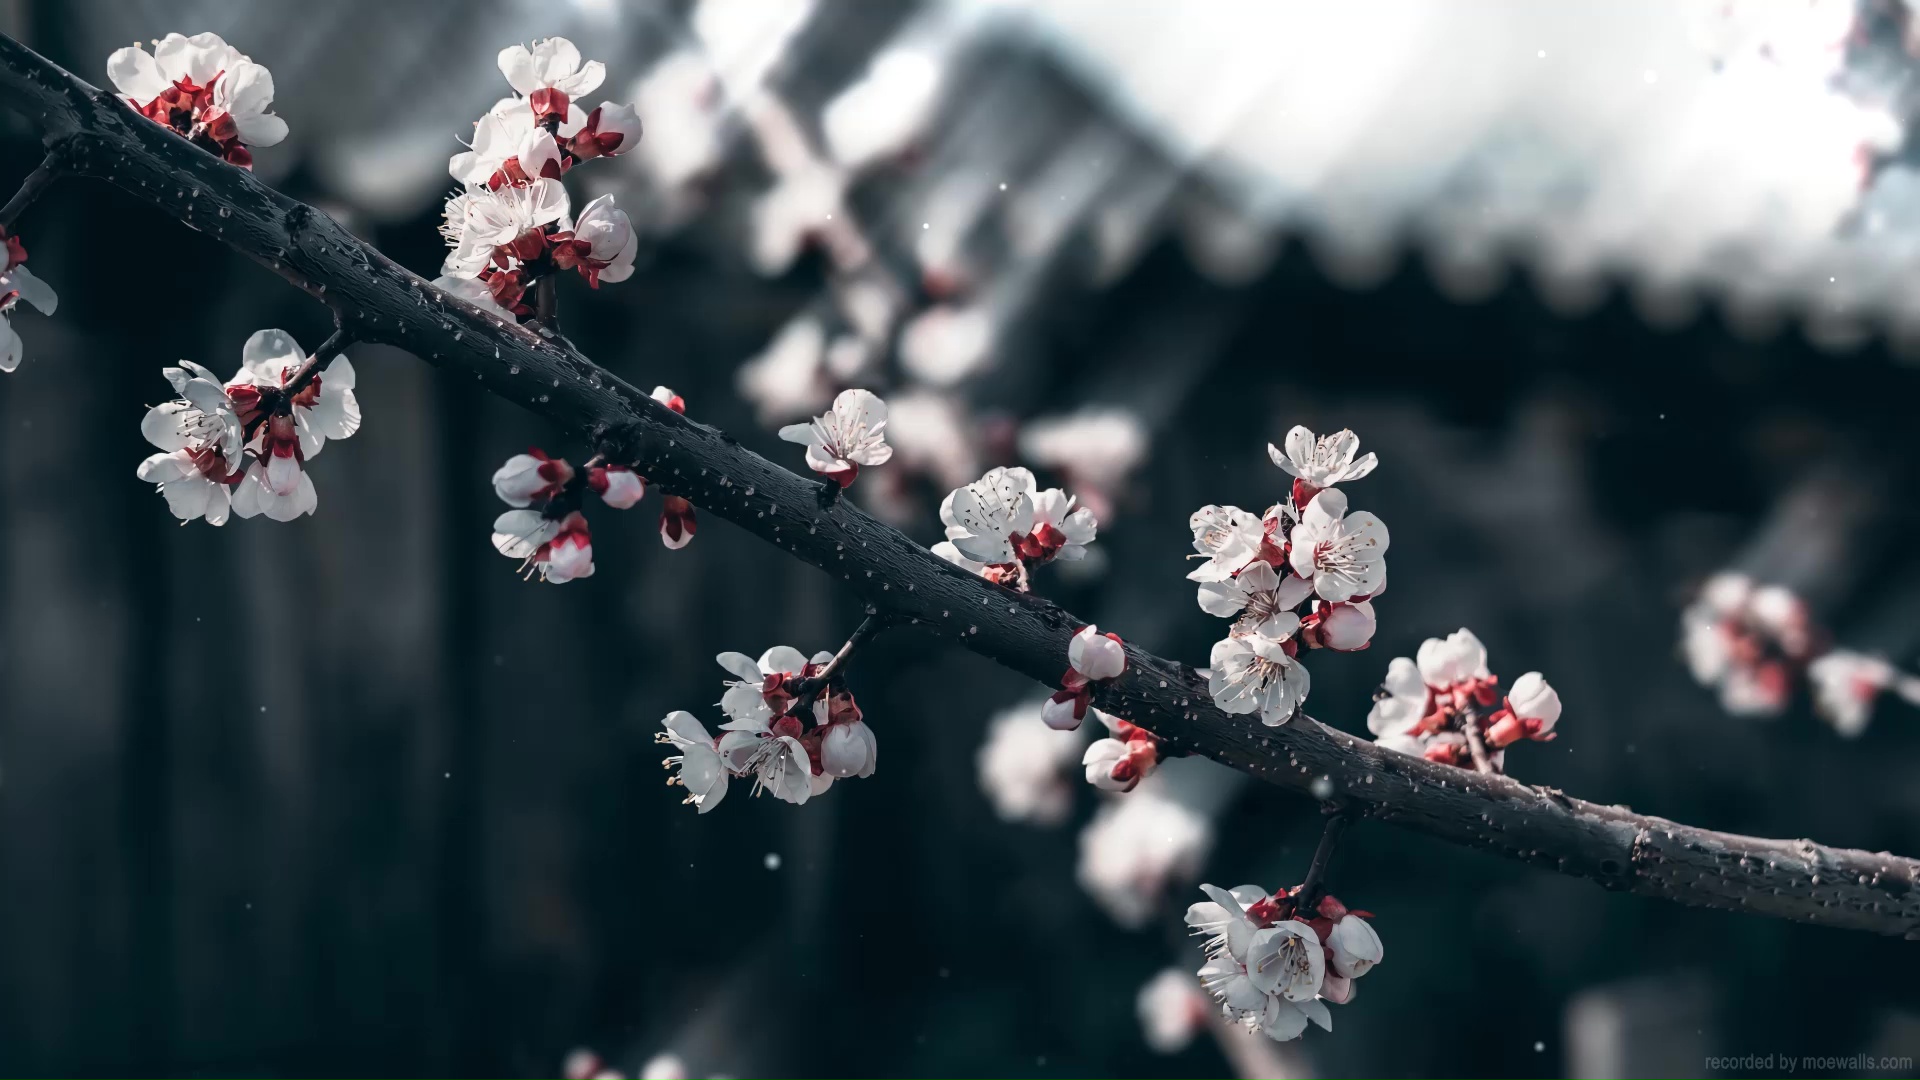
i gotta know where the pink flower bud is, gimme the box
[1069,625,1127,681]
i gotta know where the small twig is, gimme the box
[283,326,355,398]
[533,275,557,328]
[1459,711,1495,774]
[788,613,894,708]
[1296,804,1355,913]
[0,152,61,230]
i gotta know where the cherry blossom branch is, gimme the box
[4,32,1920,938]
[788,613,894,706]
[0,151,61,229]
[533,275,557,328]
[282,323,354,399]
[1459,713,1495,774]
[1295,805,1355,913]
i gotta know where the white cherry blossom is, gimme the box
[1268,425,1377,492]
[1209,632,1311,726]
[779,388,892,487]
[749,163,847,276]
[1136,968,1209,1054]
[941,466,1036,565]
[1083,735,1153,793]
[562,102,644,160]
[822,47,942,169]
[1186,882,1269,961]
[821,717,878,778]
[498,38,606,99]
[1077,782,1211,928]
[1306,600,1376,652]
[492,508,594,582]
[449,97,568,188]
[1246,920,1324,1003]
[588,464,645,509]
[1016,408,1146,522]
[137,361,244,525]
[492,449,574,507]
[717,727,813,805]
[976,699,1086,825]
[108,33,287,165]
[228,329,360,453]
[1187,504,1267,583]
[1070,625,1127,681]
[440,178,571,277]
[1327,913,1383,979]
[1029,488,1098,562]
[1486,671,1562,747]
[1416,627,1492,689]
[716,647,830,730]
[1807,650,1893,738]
[737,316,833,424]
[1287,489,1388,603]
[1366,656,1430,738]
[1196,560,1313,631]
[656,711,728,813]
[0,247,57,373]
[553,194,638,287]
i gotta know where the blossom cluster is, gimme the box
[1190,426,1387,727]
[1186,880,1383,1042]
[933,466,1098,590]
[1681,572,1815,718]
[657,647,878,813]
[1366,628,1561,772]
[434,39,643,320]
[0,225,55,373]
[1682,571,1920,736]
[136,329,359,524]
[108,32,287,168]
[489,386,692,582]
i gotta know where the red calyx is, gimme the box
[2,231,26,272]
[547,233,610,288]
[484,268,533,316]
[818,460,859,488]
[529,88,571,127]
[1010,521,1068,564]
[564,107,633,161]
[660,495,697,546]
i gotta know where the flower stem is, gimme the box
[1459,711,1496,774]
[788,613,894,708]
[283,326,356,398]
[1296,805,1355,913]
[533,275,557,328]
[0,152,61,230]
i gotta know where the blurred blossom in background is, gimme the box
[2,0,1920,1075]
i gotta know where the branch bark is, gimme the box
[4,32,1918,937]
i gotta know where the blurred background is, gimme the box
[2,0,1919,1075]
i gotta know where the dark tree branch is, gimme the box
[0,150,61,229]
[3,32,1919,937]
